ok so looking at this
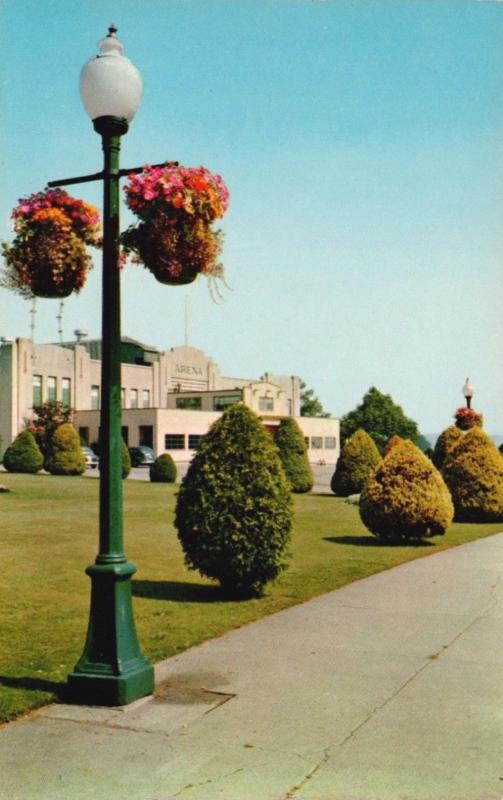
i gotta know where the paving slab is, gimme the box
[1,533,502,800]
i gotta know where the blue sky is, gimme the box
[1,0,502,434]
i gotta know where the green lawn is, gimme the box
[1,472,501,724]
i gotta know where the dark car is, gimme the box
[81,446,99,469]
[128,445,155,467]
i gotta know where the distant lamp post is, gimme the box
[462,378,474,409]
[58,27,154,705]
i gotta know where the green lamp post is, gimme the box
[65,26,154,705]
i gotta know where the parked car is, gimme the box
[81,446,99,469]
[128,445,155,467]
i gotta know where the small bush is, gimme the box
[44,424,86,475]
[432,426,463,469]
[175,404,293,596]
[331,429,381,496]
[3,431,43,474]
[275,417,313,493]
[360,439,453,542]
[150,453,177,483]
[442,427,503,521]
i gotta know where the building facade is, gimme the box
[0,336,339,464]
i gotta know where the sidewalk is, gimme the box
[2,533,503,800]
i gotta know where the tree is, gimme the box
[44,423,86,475]
[331,428,381,496]
[360,439,453,542]
[3,431,43,474]
[442,427,503,522]
[340,387,420,452]
[29,401,73,458]
[175,404,293,596]
[275,417,313,493]
[300,381,330,418]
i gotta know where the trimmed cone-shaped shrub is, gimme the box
[360,439,453,542]
[44,423,86,475]
[150,453,177,483]
[275,417,313,493]
[442,427,503,521]
[432,425,463,469]
[122,440,131,479]
[331,429,381,496]
[3,431,43,474]
[175,404,293,596]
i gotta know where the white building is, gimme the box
[0,336,339,464]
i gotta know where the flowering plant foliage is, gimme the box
[120,163,229,289]
[1,189,101,298]
[454,407,483,431]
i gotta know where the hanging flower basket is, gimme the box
[454,407,483,431]
[120,163,229,288]
[1,189,101,299]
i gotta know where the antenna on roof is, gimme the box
[57,301,64,344]
[29,297,37,343]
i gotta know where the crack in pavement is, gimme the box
[281,602,500,799]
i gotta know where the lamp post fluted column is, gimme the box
[67,115,153,705]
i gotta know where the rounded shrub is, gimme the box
[175,404,293,596]
[275,417,313,493]
[360,439,453,542]
[432,425,463,469]
[150,453,177,483]
[442,427,503,521]
[122,440,132,479]
[331,428,381,496]
[44,423,86,475]
[3,431,43,474]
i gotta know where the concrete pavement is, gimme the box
[1,533,503,800]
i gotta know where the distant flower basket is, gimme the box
[1,189,101,299]
[454,407,483,431]
[120,163,229,289]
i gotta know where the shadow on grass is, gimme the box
[132,579,250,603]
[324,536,435,548]
[0,674,65,696]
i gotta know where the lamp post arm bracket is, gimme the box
[47,161,178,189]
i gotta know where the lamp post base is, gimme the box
[67,560,154,706]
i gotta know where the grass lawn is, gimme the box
[1,472,502,724]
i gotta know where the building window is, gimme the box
[91,385,100,410]
[47,376,57,403]
[61,378,71,408]
[176,396,202,410]
[213,393,241,411]
[121,388,126,407]
[259,396,274,412]
[311,436,323,449]
[33,375,42,407]
[165,433,185,450]
[142,390,150,408]
[188,434,203,450]
[122,426,129,445]
[130,389,138,409]
[324,437,337,449]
